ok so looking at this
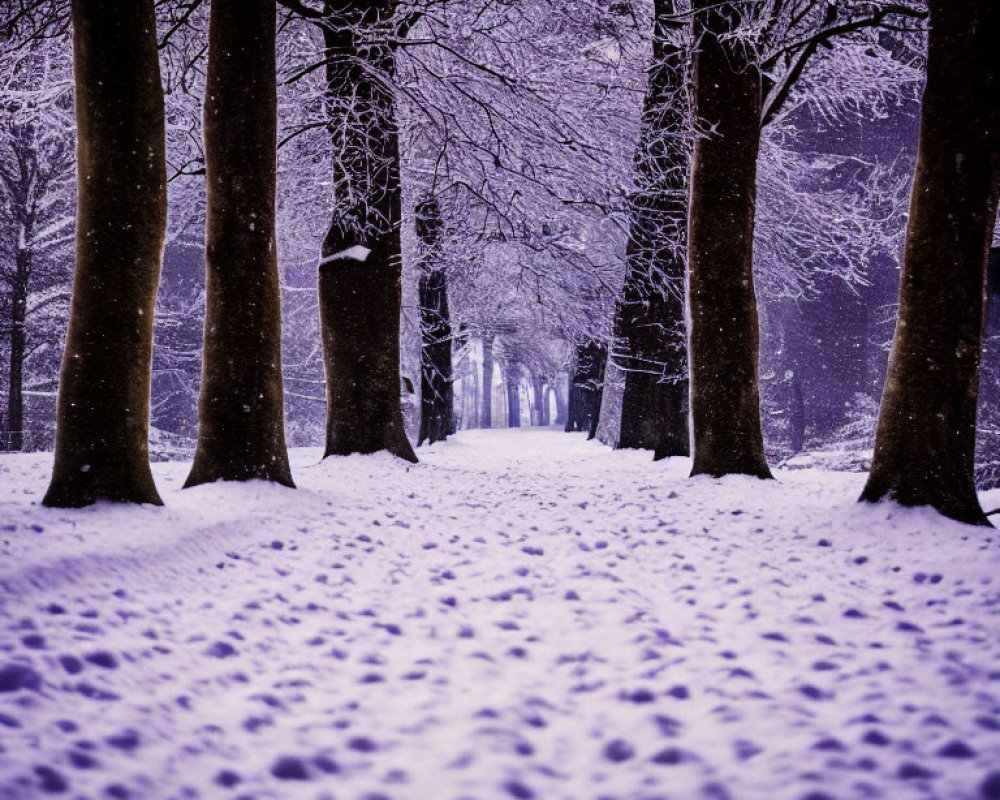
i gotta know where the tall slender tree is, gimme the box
[317,0,416,462]
[861,0,999,525]
[416,194,453,446]
[611,0,690,461]
[185,0,294,488]
[686,0,772,479]
[43,0,166,507]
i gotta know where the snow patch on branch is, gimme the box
[318,245,372,267]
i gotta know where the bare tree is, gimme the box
[861,0,999,525]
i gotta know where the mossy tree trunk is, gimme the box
[416,195,453,446]
[185,0,294,488]
[613,0,690,461]
[861,0,999,526]
[686,0,772,480]
[319,0,415,462]
[44,0,165,507]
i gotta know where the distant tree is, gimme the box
[861,0,999,525]
[184,0,295,488]
[565,340,606,438]
[480,333,495,428]
[415,193,453,445]
[0,43,74,452]
[43,0,166,506]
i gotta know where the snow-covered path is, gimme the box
[1,429,999,800]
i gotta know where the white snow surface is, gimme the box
[1,428,999,800]
[318,245,372,267]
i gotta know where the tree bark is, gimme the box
[185,0,293,488]
[687,0,772,479]
[318,0,415,462]
[613,0,690,460]
[861,0,999,525]
[416,195,453,446]
[43,0,165,507]
[480,335,494,428]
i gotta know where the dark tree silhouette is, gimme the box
[611,0,690,461]
[185,0,294,489]
[43,0,166,507]
[318,0,416,462]
[566,341,606,439]
[861,0,999,525]
[480,334,494,428]
[416,194,453,446]
[686,0,772,480]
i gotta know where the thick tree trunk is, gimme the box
[416,195,453,446]
[687,0,772,479]
[185,0,293,488]
[613,0,690,460]
[319,0,415,462]
[43,0,165,507]
[5,256,27,452]
[480,335,494,428]
[861,0,999,526]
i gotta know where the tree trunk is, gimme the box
[416,195,453,446]
[318,0,415,462]
[788,370,805,454]
[506,368,521,428]
[185,0,293,488]
[554,381,566,426]
[5,254,28,452]
[687,0,772,480]
[480,335,494,428]
[861,0,999,526]
[566,342,606,436]
[43,0,165,507]
[613,0,690,460]
[532,376,547,426]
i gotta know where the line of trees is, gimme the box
[2,0,998,527]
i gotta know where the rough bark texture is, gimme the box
[43,0,165,507]
[687,0,772,480]
[319,0,416,462]
[185,0,293,488]
[480,335,494,428]
[861,0,999,526]
[612,0,690,460]
[416,195,453,446]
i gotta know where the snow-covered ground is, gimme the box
[1,428,999,800]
